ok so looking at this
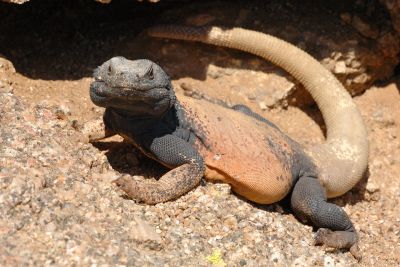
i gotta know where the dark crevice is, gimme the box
[0,0,184,80]
[394,63,400,77]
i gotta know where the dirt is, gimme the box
[1,0,399,266]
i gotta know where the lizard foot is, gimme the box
[82,119,116,143]
[314,228,361,261]
[112,175,153,203]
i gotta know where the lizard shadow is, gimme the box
[91,140,167,183]
[375,66,400,92]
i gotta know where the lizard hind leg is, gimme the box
[290,176,361,260]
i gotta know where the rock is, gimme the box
[323,255,336,267]
[333,61,347,74]
[130,216,162,250]
[223,215,238,230]
[1,0,161,3]
[366,181,380,194]
[351,15,379,39]
[54,105,71,120]
[145,0,399,106]
[1,0,29,4]
[380,0,400,35]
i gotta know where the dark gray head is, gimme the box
[90,57,176,117]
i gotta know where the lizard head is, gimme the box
[90,57,176,117]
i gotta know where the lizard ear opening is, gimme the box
[144,64,154,80]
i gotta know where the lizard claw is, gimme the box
[112,175,162,204]
[112,175,143,201]
[112,175,127,187]
[314,228,361,261]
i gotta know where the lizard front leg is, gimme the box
[113,134,205,204]
[84,113,117,143]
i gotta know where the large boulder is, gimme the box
[380,0,400,35]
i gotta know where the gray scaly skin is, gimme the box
[90,54,363,259]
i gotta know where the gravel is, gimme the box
[0,83,361,266]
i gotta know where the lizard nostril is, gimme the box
[108,64,126,77]
[108,57,125,76]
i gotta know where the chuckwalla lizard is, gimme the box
[89,26,369,258]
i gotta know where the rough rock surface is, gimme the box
[0,0,159,3]
[380,0,400,34]
[1,49,400,266]
[1,0,28,3]
[0,0,398,108]
[2,0,399,45]
[142,0,399,107]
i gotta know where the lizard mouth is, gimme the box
[89,81,111,105]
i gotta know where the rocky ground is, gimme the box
[1,0,400,266]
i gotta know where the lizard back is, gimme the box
[179,95,298,204]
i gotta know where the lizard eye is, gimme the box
[145,65,154,80]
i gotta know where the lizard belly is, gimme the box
[179,96,295,204]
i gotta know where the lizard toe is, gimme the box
[112,175,144,202]
[314,228,361,260]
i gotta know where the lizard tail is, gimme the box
[148,25,369,198]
